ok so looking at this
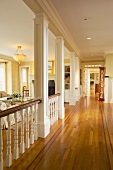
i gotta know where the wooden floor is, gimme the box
[4,94,113,170]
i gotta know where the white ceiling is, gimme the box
[1,0,113,62]
[0,0,35,60]
[0,0,70,61]
[51,0,113,61]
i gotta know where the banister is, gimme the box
[0,98,41,118]
[48,93,60,99]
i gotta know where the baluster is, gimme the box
[34,103,38,140]
[20,109,25,154]
[26,108,30,149]
[14,111,19,160]
[50,102,52,125]
[30,106,34,144]
[56,96,58,121]
[6,115,12,167]
[48,99,50,119]
[51,100,54,125]
[54,97,56,122]
[0,118,3,170]
[53,100,55,123]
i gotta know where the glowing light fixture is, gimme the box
[87,37,91,40]
[13,46,26,63]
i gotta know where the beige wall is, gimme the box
[105,54,113,77]
[6,60,19,94]
[6,61,12,94]
[12,61,19,92]
[20,61,34,75]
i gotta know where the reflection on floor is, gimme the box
[4,95,113,170]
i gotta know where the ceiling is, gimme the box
[0,0,70,61]
[51,0,113,61]
[1,0,113,62]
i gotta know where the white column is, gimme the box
[69,52,76,105]
[75,57,80,101]
[0,118,3,170]
[82,67,88,96]
[34,13,50,137]
[110,79,113,103]
[104,76,109,103]
[55,36,65,119]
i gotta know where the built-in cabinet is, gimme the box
[64,65,70,102]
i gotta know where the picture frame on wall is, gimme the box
[48,60,54,75]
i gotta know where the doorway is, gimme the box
[19,66,30,96]
[90,69,100,95]
[90,73,95,95]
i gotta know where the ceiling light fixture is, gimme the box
[87,37,91,40]
[13,46,26,63]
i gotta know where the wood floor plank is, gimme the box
[3,95,113,170]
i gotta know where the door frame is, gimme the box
[19,65,30,96]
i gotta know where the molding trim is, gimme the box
[39,0,80,56]
[26,0,80,57]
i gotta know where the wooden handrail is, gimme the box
[48,93,60,99]
[0,98,41,118]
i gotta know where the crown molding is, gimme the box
[38,0,80,56]
[26,0,80,58]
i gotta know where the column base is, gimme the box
[58,107,65,119]
[38,118,50,138]
[14,147,19,160]
[75,95,80,101]
[69,98,76,105]
[20,142,25,154]
[0,160,3,170]
[110,99,113,103]
[6,153,12,167]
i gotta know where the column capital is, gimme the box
[75,56,79,62]
[70,52,75,58]
[70,52,79,60]
[55,36,64,43]
[34,12,49,24]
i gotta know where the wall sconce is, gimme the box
[13,46,26,63]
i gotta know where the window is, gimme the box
[0,63,6,90]
[22,68,27,83]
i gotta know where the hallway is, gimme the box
[5,95,113,170]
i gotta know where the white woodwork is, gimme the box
[34,103,38,140]
[0,100,40,168]
[6,115,12,167]
[49,96,59,125]
[104,77,109,103]
[26,108,30,149]
[110,79,113,103]
[30,106,34,144]
[64,90,70,103]
[69,52,76,105]
[20,109,25,154]
[34,0,80,55]
[55,36,65,119]
[34,13,50,138]
[0,118,3,170]
[14,111,19,160]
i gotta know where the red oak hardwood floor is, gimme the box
[4,95,113,170]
